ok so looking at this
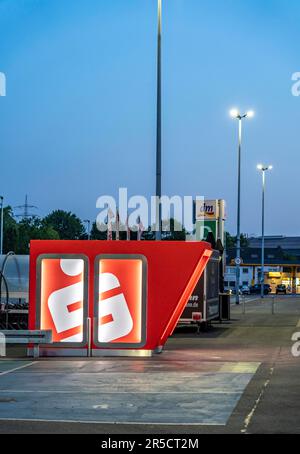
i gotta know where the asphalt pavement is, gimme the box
[0,295,299,434]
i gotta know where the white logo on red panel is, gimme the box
[42,257,142,345]
[98,273,133,343]
[47,259,84,342]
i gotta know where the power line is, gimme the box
[14,195,38,219]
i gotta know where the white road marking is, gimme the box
[0,362,35,377]
[241,366,274,434]
[0,417,225,426]
[0,361,259,426]
[0,390,241,395]
[219,362,260,374]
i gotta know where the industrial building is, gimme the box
[225,236,300,293]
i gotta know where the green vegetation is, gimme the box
[225,232,249,248]
[2,208,187,254]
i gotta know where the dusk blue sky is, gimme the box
[0,0,299,235]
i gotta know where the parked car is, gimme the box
[250,284,272,295]
[276,284,287,295]
[231,286,250,295]
[241,285,250,295]
[231,287,242,295]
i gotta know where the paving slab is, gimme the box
[0,359,259,425]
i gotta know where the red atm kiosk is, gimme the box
[29,240,212,356]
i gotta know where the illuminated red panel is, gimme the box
[98,259,143,345]
[40,258,85,343]
[29,240,212,354]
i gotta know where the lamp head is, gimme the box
[257,164,273,172]
[230,108,255,119]
[230,108,240,119]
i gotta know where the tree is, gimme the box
[3,206,18,253]
[143,226,155,241]
[16,218,60,254]
[161,218,186,241]
[43,210,85,240]
[90,221,108,240]
[225,232,235,248]
[1,209,61,255]
[35,223,60,241]
[17,218,39,254]
[225,232,249,248]
[142,219,186,241]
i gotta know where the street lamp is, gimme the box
[156,0,162,240]
[230,108,255,304]
[257,164,273,299]
[84,219,91,240]
[0,197,3,255]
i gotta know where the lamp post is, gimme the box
[0,196,3,255]
[84,219,91,240]
[230,109,254,304]
[156,0,162,240]
[257,164,273,299]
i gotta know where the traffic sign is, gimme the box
[234,257,243,266]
